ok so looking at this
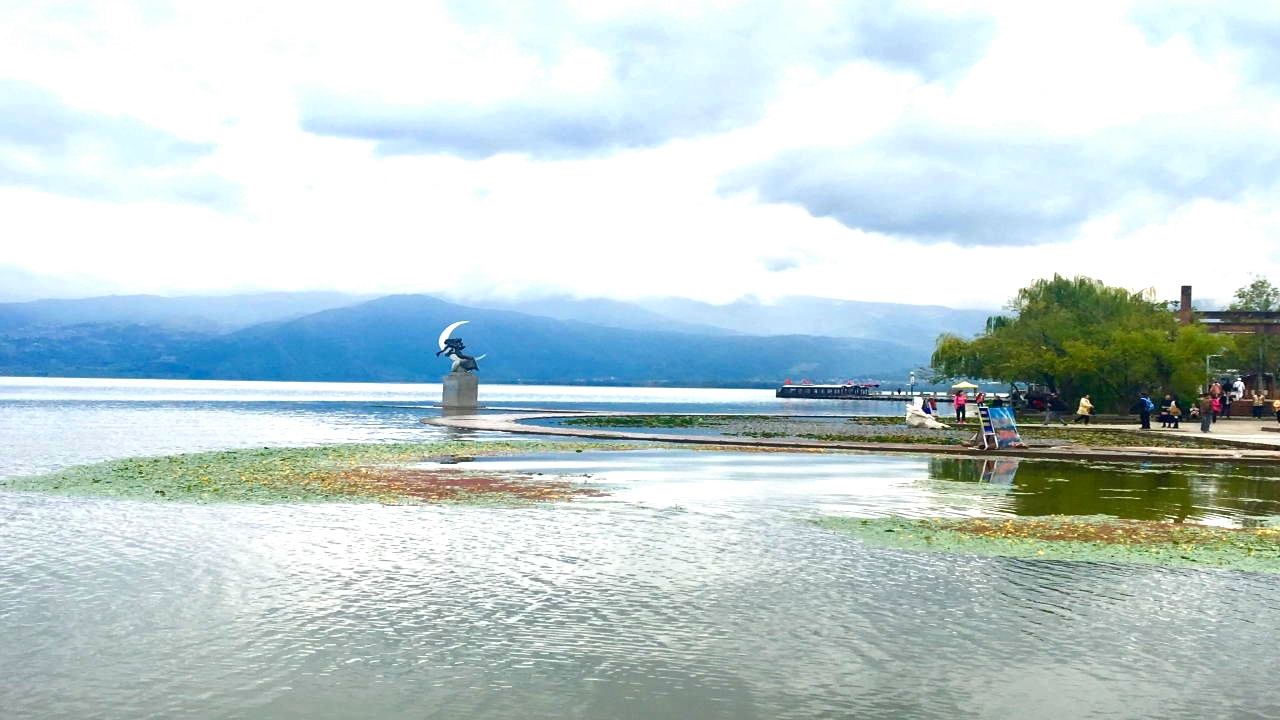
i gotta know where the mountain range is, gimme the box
[0,292,994,386]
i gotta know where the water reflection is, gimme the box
[926,457,1280,526]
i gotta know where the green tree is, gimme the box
[1228,276,1280,311]
[931,275,1218,412]
[1223,275,1280,391]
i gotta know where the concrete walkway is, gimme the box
[1053,417,1280,448]
[423,411,1280,465]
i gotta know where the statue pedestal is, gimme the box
[441,373,478,411]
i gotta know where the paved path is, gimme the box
[423,411,1280,465]
[1052,418,1280,447]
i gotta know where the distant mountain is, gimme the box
[176,295,920,385]
[449,294,738,336]
[0,290,993,385]
[634,295,993,347]
[0,292,374,333]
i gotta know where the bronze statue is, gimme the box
[436,337,479,374]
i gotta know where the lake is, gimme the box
[2,377,1278,719]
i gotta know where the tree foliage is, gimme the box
[931,275,1218,412]
[1222,275,1280,388]
[1227,276,1280,312]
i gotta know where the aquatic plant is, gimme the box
[816,515,1280,574]
[561,415,753,428]
[555,414,1263,450]
[0,440,632,505]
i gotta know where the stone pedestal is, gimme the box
[442,372,478,411]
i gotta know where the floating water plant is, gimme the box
[816,515,1280,574]
[0,440,628,505]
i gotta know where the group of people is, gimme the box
[1129,392,1183,430]
[934,383,1280,430]
[1135,380,1280,433]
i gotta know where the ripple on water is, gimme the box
[3,489,1280,720]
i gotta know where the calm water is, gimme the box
[2,378,1279,719]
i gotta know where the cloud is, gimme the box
[719,108,1280,248]
[297,1,996,160]
[0,79,239,209]
[1127,2,1280,86]
[757,254,803,273]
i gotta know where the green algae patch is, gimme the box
[0,441,628,505]
[562,415,754,428]
[816,515,1280,574]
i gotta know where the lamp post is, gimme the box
[908,371,916,397]
[1205,354,1223,390]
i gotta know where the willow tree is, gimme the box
[931,275,1218,412]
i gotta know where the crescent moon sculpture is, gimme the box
[437,320,469,351]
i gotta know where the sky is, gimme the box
[3,0,1280,310]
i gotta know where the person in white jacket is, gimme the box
[1073,395,1094,424]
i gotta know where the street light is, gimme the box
[1206,354,1223,388]
[908,371,916,396]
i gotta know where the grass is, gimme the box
[0,440,636,505]
[816,515,1280,574]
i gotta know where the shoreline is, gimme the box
[422,411,1280,465]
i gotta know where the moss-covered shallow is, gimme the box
[561,415,754,428]
[557,414,1264,449]
[0,441,635,505]
[816,515,1280,573]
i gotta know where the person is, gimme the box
[991,395,1005,408]
[1273,396,1280,423]
[921,396,933,415]
[1210,393,1221,423]
[1222,389,1234,419]
[1158,393,1173,428]
[1043,392,1068,425]
[1167,397,1180,429]
[954,389,967,422]
[928,396,938,415]
[1234,377,1246,401]
[1073,394,1094,424]
[1253,390,1266,419]
[1137,391,1154,429]
[975,391,986,406]
[1199,393,1214,433]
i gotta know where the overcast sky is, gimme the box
[3,0,1278,309]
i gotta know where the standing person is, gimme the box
[1273,396,1280,423]
[1253,390,1266,419]
[953,389,967,422]
[1199,393,1214,433]
[928,396,938,416]
[1043,392,1068,425]
[1233,377,1246,402]
[1137,392,1154,430]
[1167,397,1180,429]
[1211,393,1221,423]
[1222,390,1234,419]
[1073,394,1094,424]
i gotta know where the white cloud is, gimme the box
[1,0,1279,314]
